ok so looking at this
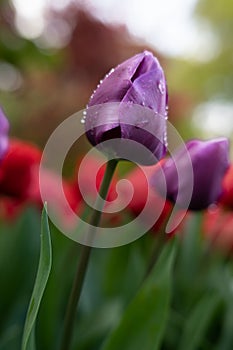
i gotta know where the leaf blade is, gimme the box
[101,240,176,350]
[21,205,52,350]
[178,293,220,350]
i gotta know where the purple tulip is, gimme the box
[84,51,168,165]
[0,107,9,160]
[151,138,230,210]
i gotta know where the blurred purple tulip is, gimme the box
[0,107,9,160]
[151,138,230,210]
[84,51,168,164]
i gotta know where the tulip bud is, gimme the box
[151,138,230,210]
[0,107,9,160]
[84,51,168,165]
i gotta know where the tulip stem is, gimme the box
[60,159,118,350]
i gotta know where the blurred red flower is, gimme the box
[0,139,41,200]
[204,206,233,253]
[219,164,233,210]
[124,163,177,234]
[72,155,118,203]
[0,139,80,220]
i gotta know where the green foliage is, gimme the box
[100,241,176,350]
[178,293,221,350]
[2,209,233,350]
[0,207,40,350]
[21,205,52,350]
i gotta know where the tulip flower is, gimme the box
[84,51,168,165]
[151,138,230,210]
[204,207,233,253]
[0,139,41,199]
[0,139,80,220]
[124,164,176,233]
[72,155,118,202]
[219,164,233,210]
[0,139,42,218]
[62,53,168,340]
[0,107,9,160]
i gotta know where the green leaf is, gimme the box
[72,301,123,350]
[178,213,203,279]
[101,240,176,350]
[178,293,221,350]
[21,205,52,350]
[215,305,233,350]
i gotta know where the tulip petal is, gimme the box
[123,68,167,115]
[119,103,166,164]
[0,107,9,160]
[88,53,150,106]
[152,138,230,210]
[131,52,159,81]
[85,103,121,145]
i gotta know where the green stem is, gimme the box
[60,159,118,350]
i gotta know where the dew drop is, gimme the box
[163,131,168,148]
[105,67,115,79]
[158,80,165,95]
[81,109,87,123]
[109,68,115,74]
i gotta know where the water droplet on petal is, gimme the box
[163,131,168,147]
[165,105,169,119]
[81,109,87,124]
[158,80,165,95]
[105,68,115,79]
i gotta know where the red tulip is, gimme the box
[124,163,178,234]
[204,206,233,253]
[0,139,41,200]
[0,139,81,221]
[219,164,233,210]
[72,155,118,203]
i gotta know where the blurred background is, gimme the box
[1,1,233,349]
[1,0,233,164]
